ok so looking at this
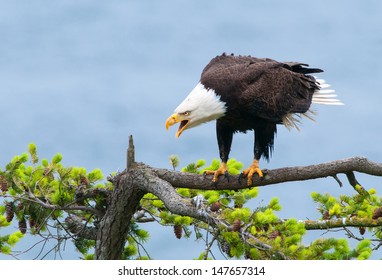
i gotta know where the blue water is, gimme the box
[1,0,382,259]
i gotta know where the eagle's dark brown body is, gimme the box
[200,53,322,162]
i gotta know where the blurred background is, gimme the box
[1,0,382,259]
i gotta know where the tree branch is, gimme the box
[135,165,292,259]
[127,135,135,170]
[14,192,104,217]
[65,215,97,240]
[134,163,216,226]
[154,157,382,190]
[300,217,382,230]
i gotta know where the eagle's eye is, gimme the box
[183,111,191,116]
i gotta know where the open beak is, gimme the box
[165,113,190,138]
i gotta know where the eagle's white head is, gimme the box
[166,82,227,137]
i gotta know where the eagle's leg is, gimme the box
[241,159,263,186]
[240,124,275,186]
[204,162,229,183]
[205,121,233,183]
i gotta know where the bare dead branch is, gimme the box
[127,135,135,170]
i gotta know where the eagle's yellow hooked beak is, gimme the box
[165,114,178,130]
[165,113,190,138]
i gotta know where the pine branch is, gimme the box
[300,217,382,230]
[133,163,216,226]
[25,192,104,217]
[153,157,382,190]
[131,162,290,259]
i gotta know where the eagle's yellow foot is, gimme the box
[240,160,263,186]
[204,162,228,183]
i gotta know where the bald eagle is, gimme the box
[166,53,343,185]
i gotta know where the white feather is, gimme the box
[312,79,344,105]
[319,83,331,89]
[283,78,343,130]
[174,82,227,129]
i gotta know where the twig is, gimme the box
[203,234,218,260]
[129,234,152,260]
[332,174,343,187]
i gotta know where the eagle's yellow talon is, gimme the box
[241,160,263,186]
[204,162,227,183]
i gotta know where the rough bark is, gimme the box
[153,156,382,190]
[94,170,145,260]
[94,137,145,260]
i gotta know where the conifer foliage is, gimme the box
[0,144,113,258]
[1,144,382,259]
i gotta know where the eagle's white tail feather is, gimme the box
[312,79,344,105]
[318,89,335,94]
[319,83,331,89]
[283,78,343,130]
